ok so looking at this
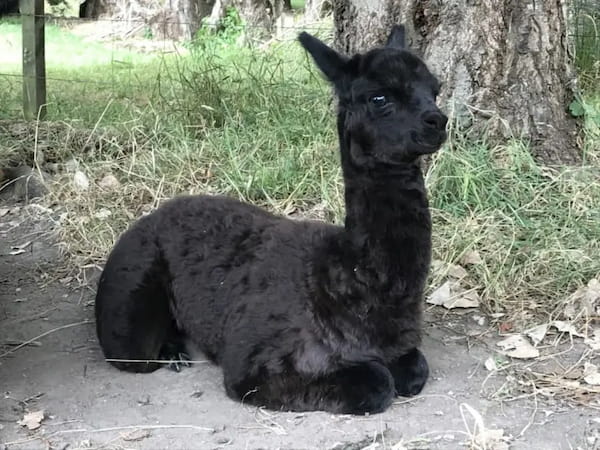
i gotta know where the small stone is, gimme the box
[93,209,112,220]
[73,170,90,191]
[65,158,80,172]
[98,174,120,190]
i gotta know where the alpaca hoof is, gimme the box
[339,361,395,415]
[159,337,190,372]
[166,352,192,372]
[392,348,429,397]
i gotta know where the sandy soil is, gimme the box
[0,201,596,450]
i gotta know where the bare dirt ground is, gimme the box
[0,200,598,450]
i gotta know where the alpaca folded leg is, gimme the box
[95,230,173,373]
[388,348,429,397]
[96,284,172,373]
[225,360,395,414]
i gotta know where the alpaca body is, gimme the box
[96,25,447,414]
[97,171,429,412]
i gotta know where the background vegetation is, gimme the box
[0,5,598,324]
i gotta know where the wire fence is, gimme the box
[572,0,600,72]
[0,9,332,122]
[0,3,598,122]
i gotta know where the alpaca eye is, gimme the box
[370,95,387,107]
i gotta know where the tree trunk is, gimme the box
[333,0,581,165]
[82,0,215,40]
[235,0,284,30]
[304,0,331,21]
[207,0,285,39]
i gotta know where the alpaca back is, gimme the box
[152,195,338,360]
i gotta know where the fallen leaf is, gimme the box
[447,263,469,280]
[584,363,600,385]
[564,277,600,319]
[525,324,549,346]
[460,250,483,266]
[430,260,469,279]
[428,281,451,306]
[585,329,600,351]
[121,429,151,441]
[498,322,513,333]
[474,428,509,450]
[484,357,498,371]
[427,281,480,309]
[451,289,480,308]
[18,410,45,430]
[551,320,584,338]
[496,335,540,359]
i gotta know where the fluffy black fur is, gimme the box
[95,25,448,415]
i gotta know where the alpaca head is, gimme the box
[299,26,447,168]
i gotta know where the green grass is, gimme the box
[0,17,158,121]
[427,137,600,316]
[291,0,306,10]
[0,18,599,325]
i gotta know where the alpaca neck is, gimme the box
[311,155,432,339]
[341,162,431,268]
[312,120,433,318]
[335,114,432,262]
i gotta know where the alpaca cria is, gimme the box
[95,25,448,415]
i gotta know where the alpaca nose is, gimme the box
[422,111,448,130]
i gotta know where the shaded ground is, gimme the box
[0,201,597,450]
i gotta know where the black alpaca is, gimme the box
[95,26,447,415]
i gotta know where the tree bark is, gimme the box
[304,0,330,21]
[333,0,581,165]
[207,0,285,39]
[82,0,215,40]
[237,0,286,38]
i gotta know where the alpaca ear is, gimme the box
[385,25,406,49]
[298,32,348,83]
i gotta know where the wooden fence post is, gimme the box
[20,0,46,120]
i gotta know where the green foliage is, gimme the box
[569,98,586,117]
[143,26,154,40]
[192,7,245,50]
[290,0,306,10]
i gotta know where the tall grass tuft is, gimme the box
[427,135,600,318]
